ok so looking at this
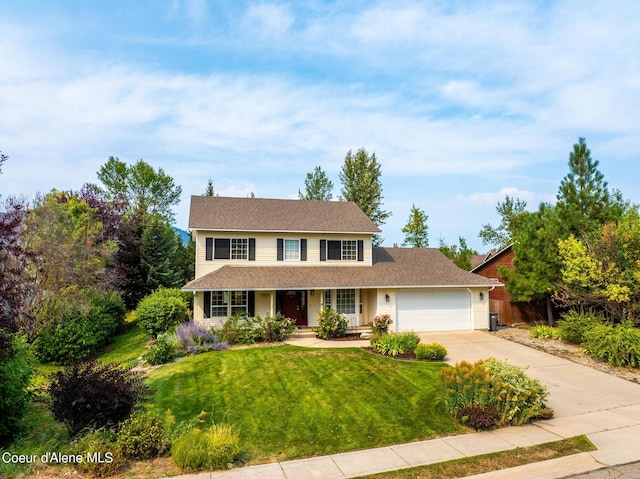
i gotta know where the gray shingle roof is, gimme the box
[189,196,381,233]
[183,247,500,290]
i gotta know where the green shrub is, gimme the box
[117,410,167,460]
[217,313,263,344]
[439,358,551,428]
[483,358,550,426]
[33,291,126,363]
[70,428,127,477]
[136,288,189,338]
[582,322,640,367]
[558,309,605,344]
[313,308,348,340]
[414,342,447,361]
[0,330,35,446]
[48,361,150,436]
[529,324,562,340]
[171,424,240,471]
[370,332,420,356]
[260,313,296,342]
[144,333,174,365]
[455,404,500,431]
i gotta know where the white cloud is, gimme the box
[244,3,293,38]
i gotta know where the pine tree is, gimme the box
[203,178,215,196]
[402,204,429,247]
[556,138,619,236]
[339,148,391,245]
[299,166,333,200]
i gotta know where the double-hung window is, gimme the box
[207,290,249,318]
[284,239,300,260]
[211,291,228,317]
[324,289,356,315]
[277,238,307,261]
[336,289,356,315]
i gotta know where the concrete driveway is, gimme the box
[421,331,640,470]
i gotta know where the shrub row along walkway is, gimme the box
[162,331,640,479]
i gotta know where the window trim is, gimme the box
[284,239,300,261]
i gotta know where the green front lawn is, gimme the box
[148,345,465,463]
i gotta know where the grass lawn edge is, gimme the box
[355,435,596,479]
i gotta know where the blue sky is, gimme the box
[1,1,639,252]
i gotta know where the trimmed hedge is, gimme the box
[136,288,189,338]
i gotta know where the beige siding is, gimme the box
[194,230,373,279]
[255,291,273,318]
[307,290,323,327]
[376,288,398,324]
[468,287,490,330]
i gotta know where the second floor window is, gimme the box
[284,239,300,260]
[231,239,248,260]
[206,237,255,261]
[322,239,363,261]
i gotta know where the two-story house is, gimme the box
[183,196,499,332]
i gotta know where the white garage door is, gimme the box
[396,289,471,332]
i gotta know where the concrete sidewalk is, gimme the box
[162,331,640,479]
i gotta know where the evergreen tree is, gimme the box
[339,148,391,245]
[556,138,622,236]
[402,204,429,247]
[299,166,333,200]
[203,178,215,196]
[438,237,477,271]
[140,217,182,295]
[479,195,527,249]
[498,204,562,325]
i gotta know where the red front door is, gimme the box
[281,290,306,326]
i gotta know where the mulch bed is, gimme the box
[315,333,365,341]
[364,347,418,360]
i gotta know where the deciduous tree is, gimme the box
[557,208,640,322]
[97,157,182,223]
[479,196,527,249]
[402,204,429,247]
[299,166,334,201]
[22,190,117,327]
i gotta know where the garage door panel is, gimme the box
[397,289,471,332]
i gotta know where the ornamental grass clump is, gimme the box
[171,424,240,471]
[414,342,447,361]
[438,358,551,430]
[370,332,420,356]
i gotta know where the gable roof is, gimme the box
[470,244,513,273]
[184,247,500,291]
[189,196,381,234]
